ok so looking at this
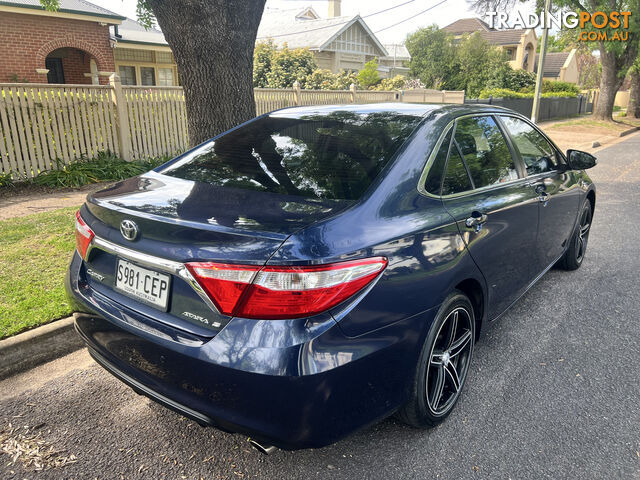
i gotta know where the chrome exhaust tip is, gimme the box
[248,438,277,455]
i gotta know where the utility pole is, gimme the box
[531,0,551,123]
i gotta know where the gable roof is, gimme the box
[442,17,493,34]
[534,51,571,77]
[257,9,387,56]
[0,0,125,21]
[115,18,168,46]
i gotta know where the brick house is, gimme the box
[0,0,121,84]
[0,0,178,86]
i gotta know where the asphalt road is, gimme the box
[2,133,639,480]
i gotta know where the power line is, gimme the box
[374,0,449,33]
[256,0,417,40]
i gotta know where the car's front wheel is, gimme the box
[398,291,475,428]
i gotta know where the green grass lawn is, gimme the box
[0,207,79,339]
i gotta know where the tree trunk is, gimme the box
[148,0,266,147]
[628,70,640,119]
[592,48,624,121]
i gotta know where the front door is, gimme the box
[46,58,64,84]
[498,115,581,274]
[440,115,540,319]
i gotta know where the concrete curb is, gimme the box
[619,126,640,137]
[0,317,85,380]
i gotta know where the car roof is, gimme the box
[269,102,518,119]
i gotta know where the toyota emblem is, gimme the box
[120,219,138,241]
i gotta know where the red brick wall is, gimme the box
[0,11,115,84]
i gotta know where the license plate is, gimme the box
[115,259,171,310]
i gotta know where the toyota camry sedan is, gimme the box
[66,103,596,452]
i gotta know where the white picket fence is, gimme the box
[0,78,464,179]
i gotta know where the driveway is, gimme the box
[1,133,639,479]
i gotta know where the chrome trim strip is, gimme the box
[87,236,222,315]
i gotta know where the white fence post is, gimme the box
[109,74,132,161]
[293,81,301,106]
[349,83,357,103]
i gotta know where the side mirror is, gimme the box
[566,149,597,170]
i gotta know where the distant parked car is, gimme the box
[66,103,596,452]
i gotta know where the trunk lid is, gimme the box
[80,172,352,336]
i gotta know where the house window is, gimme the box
[505,48,515,60]
[156,51,174,63]
[141,67,156,86]
[115,48,154,62]
[119,66,136,85]
[158,68,174,86]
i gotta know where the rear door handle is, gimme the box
[465,211,487,231]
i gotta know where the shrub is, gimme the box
[257,43,317,89]
[403,78,426,89]
[540,91,578,98]
[357,59,380,88]
[503,70,537,91]
[478,88,530,98]
[33,152,168,188]
[478,88,578,99]
[0,172,13,188]
[332,70,359,90]
[373,75,406,91]
[305,69,337,90]
[520,80,580,95]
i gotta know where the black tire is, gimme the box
[397,290,475,428]
[557,200,592,271]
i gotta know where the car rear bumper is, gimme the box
[66,251,437,449]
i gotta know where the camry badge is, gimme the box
[120,219,138,241]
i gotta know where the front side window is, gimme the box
[118,66,136,85]
[500,116,558,175]
[454,116,518,188]
[160,111,422,201]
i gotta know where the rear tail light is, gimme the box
[75,211,94,259]
[185,257,387,319]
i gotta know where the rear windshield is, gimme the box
[159,111,422,200]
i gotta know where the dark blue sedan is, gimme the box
[66,103,596,452]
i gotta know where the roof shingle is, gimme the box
[534,51,571,77]
[442,17,493,34]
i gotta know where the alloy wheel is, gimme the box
[426,307,474,415]
[575,207,591,263]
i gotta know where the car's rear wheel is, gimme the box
[398,291,475,428]
[558,200,592,271]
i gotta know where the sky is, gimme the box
[88,0,536,45]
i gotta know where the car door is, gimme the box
[498,115,581,275]
[438,115,540,318]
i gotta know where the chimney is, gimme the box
[328,0,341,17]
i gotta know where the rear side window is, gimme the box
[160,111,422,201]
[500,116,558,175]
[423,128,452,194]
[442,145,473,195]
[454,116,518,188]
